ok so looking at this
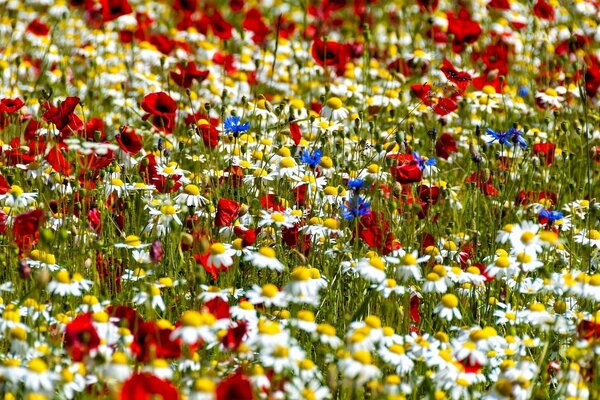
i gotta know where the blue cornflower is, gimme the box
[348,178,367,191]
[223,116,250,136]
[508,126,527,149]
[486,127,513,146]
[539,209,564,224]
[300,149,323,168]
[341,196,371,220]
[413,151,436,171]
[517,85,529,97]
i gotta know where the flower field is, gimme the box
[1,0,600,398]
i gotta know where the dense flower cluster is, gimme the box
[0,0,599,399]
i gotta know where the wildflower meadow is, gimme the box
[1,0,600,399]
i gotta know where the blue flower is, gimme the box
[508,126,527,149]
[348,178,367,191]
[341,196,371,220]
[300,149,323,168]
[539,209,564,224]
[517,85,529,97]
[223,116,250,136]
[413,151,437,171]
[486,127,513,146]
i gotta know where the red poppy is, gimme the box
[0,97,25,114]
[13,209,44,253]
[210,10,233,40]
[465,170,499,197]
[440,59,472,92]
[120,373,180,400]
[215,199,240,227]
[222,321,248,350]
[577,318,600,340]
[42,96,81,131]
[26,19,50,36]
[515,190,557,206]
[533,142,556,166]
[64,313,101,361]
[260,194,286,212]
[106,305,144,330]
[0,175,10,194]
[173,0,197,14]
[212,51,237,74]
[488,0,510,9]
[243,8,270,44]
[584,56,600,98]
[216,372,254,400]
[446,9,482,53]
[46,144,72,176]
[289,122,302,145]
[100,0,132,22]
[141,92,177,134]
[435,133,458,160]
[311,38,349,76]
[149,34,177,55]
[416,0,438,11]
[234,226,257,247]
[116,126,144,155]
[203,298,230,320]
[358,211,396,255]
[130,321,182,362]
[533,0,554,21]
[390,154,423,184]
[170,62,209,89]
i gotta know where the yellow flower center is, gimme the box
[529,303,546,312]
[320,156,333,169]
[271,213,285,223]
[210,243,226,255]
[181,311,203,327]
[258,247,276,258]
[273,345,289,358]
[55,270,71,284]
[93,311,109,323]
[545,87,558,97]
[194,378,216,392]
[520,231,535,243]
[184,184,200,196]
[352,350,372,364]
[279,157,296,168]
[161,205,177,215]
[495,256,511,268]
[369,257,385,271]
[516,253,532,263]
[389,344,405,354]
[326,97,343,110]
[588,230,600,240]
[317,323,336,336]
[297,310,315,322]
[402,254,417,265]
[291,267,311,281]
[9,185,24,196]
[426,272,440,282]
[28,358,48,373]
[261,284,279,298]
[110,178,124,187]
[441,294,458,308]
[124,235,141,247]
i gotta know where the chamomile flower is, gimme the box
[0,185,38,207]
[321,97,349,120]
[574,229,600,248]
[206,242,236,270]
[245,247,286,272]
[170,311,218,345]
[174,184,208,207]
[338,350,382,387]
[395,250,429,282]
[47,270,82,296]
[435,294,462,321]
[114,235,150,249]
[355,255,388,283]
[246,284,288,307]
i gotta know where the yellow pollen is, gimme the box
[516,253,532,263]
[520,231,535,243]
[110,178,124,187]
[352,350,372,364]
[369,257,385,271]
[194,378,216,392]
[291,267,311,281]
[161,205,177,215]
[588,230,600,240]
[184,184,200,196]
[124,235,141,246]
[55,270,71,284]
[261,284,279,298]
[326,97,343,110]
[210,243,226,255]
[441,294,458,308]
[9,185,24,196]
[426,272,440,281]
[402,254,417,265]
[181,311,203,327]
[279,157,296,168]
[529,303,546,312]
[271,213,286,223]
[28,358,48,373]
[495,256,511,268]
[545,88,558,97]
[258,247,276,258]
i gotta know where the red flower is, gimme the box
[465,170,499,196]
[416,0,439,11]
[216,372,254,400]
[100,0,132,22]
[46,144,72,176]
[311,38,349,76]
[357,211,396,255]
[106,305,143,330]
[170,62,209,89]
[0,97,25,114]
[533,0,554,21]
[42,96,81,131]
[26,19,50,36]
[289,122,302,145]
[83,117,106,141]
[533,142,556,166]
[390,154,423,184]
[64,313,101,361]
[215,199,240,227]
[222,321,248,350]
[440,59,472,92]
[120,373,180,400]
[577,318,600,340]
[446,9,482,53]
[435,133,458,160]
[141,92,177,134]
[234,226,257,247]
[203,298,230,320]
[196,118,220,149]
[243,8,270,44]
[210,10,233,40]
[87,208,102,234]
[13,209,44,252]
[130,321,182,362]
[116,126,144,155]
